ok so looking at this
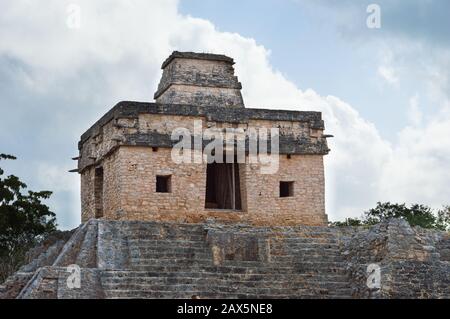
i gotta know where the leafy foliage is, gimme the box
[436,206,450,231]
[330,202,450,231]
[0,154,57,282]
[330,218,365,227]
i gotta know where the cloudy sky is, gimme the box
[1,0,449,229]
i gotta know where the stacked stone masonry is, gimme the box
[1,219,448,299]
[154,51,244,107]
[77,51,330,226]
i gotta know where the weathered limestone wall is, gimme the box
[78,105,329,225]
[157,85,244,108]
[343,219,450,298]
[81,151,121,222]
[76,51,330,226]
[116,146,207,222]
[248,119,311,138]
[138,114,205,134]
[77,102,329,174]
[245,155,327,226]
[80,168,95,221]
[92,146,326,226]
[154,54,244,108]
[136,114,320,140]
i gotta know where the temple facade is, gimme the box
[75,51,331,226]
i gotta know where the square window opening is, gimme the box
[156,175,171,193]
[280,181,294,198]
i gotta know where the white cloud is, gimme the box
[407,94,422,126]
[376,48,399,85]
[377,65,399,85]
[36,162,79,193]
[35,162,81,228]
[380,107,450,207]
[1,0,449,227]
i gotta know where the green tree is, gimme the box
[331,202,450,231]
[0,154,56,281]
[436,206,450,231]
[330,217,364,227]
[364,202,437,228]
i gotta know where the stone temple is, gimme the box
[77,51,330,226]
[0,52,449,299]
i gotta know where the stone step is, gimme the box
[130,253,212,259]
[266,232,340,239]
[104,279,354,292]
[128,243,344,253]
[102,273,350,283]
[129,248,210,256]
[129,252,344,268]
[271,252,344,258]
[270,251,344,258]
[125,222,342,233]
[299,255,344,260]
[102,277,352,288]
[102,289,296,299]
[128,240,206,246]
[127,231,341,242]
[104,261,349,275]
[271,238,341,244]
[104,293,352,299]
[126,233,206,242]
[128,260,349,272]
[125,222,206,231]
[129,251,212,259]
[102,268,350,278]
[101,275,350,287]
[125,261,348,272]
[271,242,341,249]
[127,239,207,246]
[270,247,342,255]
[271,255,344,262]
[103,288,353,299]
[102,283,351,296]
[270,259,345,265]
[129,247,208,253]
[129,246,211,253]
[125,225,206,233]
[271,249,343,255]
[129,258,214,265]
[124,270,349,280]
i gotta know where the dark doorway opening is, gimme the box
[205,159,242,210]
[94,167,104,218]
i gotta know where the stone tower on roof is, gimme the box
[154,51,245,107]
[75,51,330,226]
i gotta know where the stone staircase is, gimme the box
[99,222,354,298]
[4,218,448,299]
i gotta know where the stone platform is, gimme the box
[1,219,448,299]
